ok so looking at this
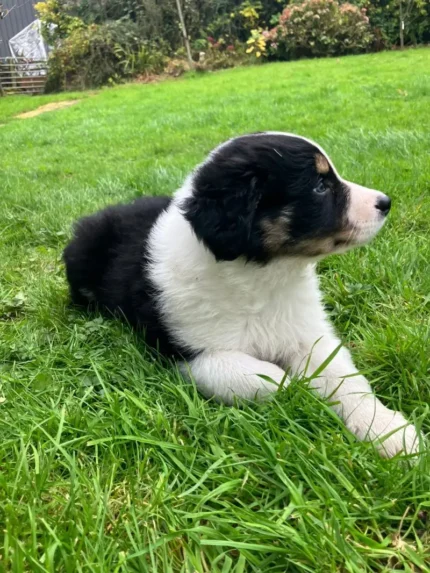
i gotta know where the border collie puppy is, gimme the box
[64,132,419,458]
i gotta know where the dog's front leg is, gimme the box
[182,350,289,405]
[289,336,419,457]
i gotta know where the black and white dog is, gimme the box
[64,132,418,457]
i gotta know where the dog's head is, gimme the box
[181,132,391,262]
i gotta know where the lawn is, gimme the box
[1,49,429,572]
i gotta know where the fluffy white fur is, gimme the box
[147,137,419,458]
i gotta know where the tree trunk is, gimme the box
[399,0,404,49]
[175,0,194,67]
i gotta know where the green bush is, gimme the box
[200,46,248,71]
[36,0,430,91]
[267,0,374,59]
[35,0,85,43]
[114,43,168,77]
[45,19,168,91]
[46,24,120,90]
[350,0,430,47]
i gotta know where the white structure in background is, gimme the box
[9,18,46,58]
[8,19,47,76]
[0,0,39,59]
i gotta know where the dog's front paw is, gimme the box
[373,411,419,458]
[347,406,419,458]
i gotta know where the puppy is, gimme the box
[64,132,419,457]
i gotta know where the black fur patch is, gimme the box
[63,196,193,359]
[183,133,349,262]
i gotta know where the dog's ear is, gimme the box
[182,170,263,261]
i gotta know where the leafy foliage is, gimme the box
[195,39,248,71]
[246,28,268,57]
[45,19,167,90]
[35,0,85,42]
[35,0,430,90]
[350,0,430,46]
[267,0,374,59]
[114,43,168,78]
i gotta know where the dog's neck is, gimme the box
[150,199,316,301]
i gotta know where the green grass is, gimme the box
[0,91,92,123]
[1,49,429,572]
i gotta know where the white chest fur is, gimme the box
[147,202,329,366]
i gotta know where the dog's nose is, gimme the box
[375,195,391,216]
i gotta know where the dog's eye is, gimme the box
[313,181,327,195]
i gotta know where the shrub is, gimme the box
[114,43,168,78]
[193,39,248,72]
[45,20,169,91]
[245,28,267,58]
[46,24,120,90]
[35,0,84,43]
[201,49,246,71]
[267,0,374,60]
[350,0,429,47]
[164,58,191,77]
[239,1,263,31]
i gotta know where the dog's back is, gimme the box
[63,195,172,328]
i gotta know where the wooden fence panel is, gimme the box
[0,57,47,94]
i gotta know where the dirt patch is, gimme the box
[134,74,166,84]
[16,100,80,119]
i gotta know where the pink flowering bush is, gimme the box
[267,0,373,60]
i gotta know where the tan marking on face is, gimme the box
[333,226,357,244]
[315,153,330,175]
[289,237,335,257]
[261,212,291,253]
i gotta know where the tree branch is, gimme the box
[1,1,33,20]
